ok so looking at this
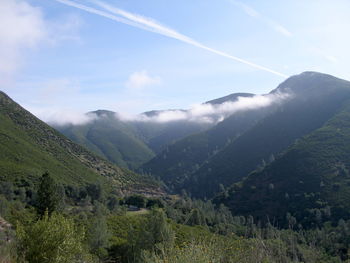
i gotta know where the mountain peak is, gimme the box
[271,71,350,95]
[89,109,116,118]
[205,93,255,105]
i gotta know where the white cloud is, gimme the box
[0,0,46,82]
[28,106,98,126]
[125,70,161,90]
[119,92,291,123]
[0,0,83,86]
[26,86,290,126]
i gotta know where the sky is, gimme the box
[1,0,350,122]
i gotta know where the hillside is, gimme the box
[132,118,212,154]
[143,72,350,198]
[215,100,350,226]
[184,72,350,197]
[141,93,275,189]
[55,109,211,169]
[56,110,155,170]
[55,93,258,170]
[0,91,160,195]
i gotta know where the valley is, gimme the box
[3,72,350,262]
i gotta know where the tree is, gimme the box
[131,209,174,261]
[86,183,104,202]
[88,202,110,259]
[187,209,205,226]
[36,172,61,217]
[16,212,92,263]
[0,182,14,201]
[125,195,147,208]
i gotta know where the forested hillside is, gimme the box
[55,93,260,170]
[3,74,350,262]
[141,101,275,189]
[56,110,156,170]
[215,99,350,226]
[55,110,212,169]
[0,91,160,195]
[144,72,350,198]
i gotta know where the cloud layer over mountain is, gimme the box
[119,91,290,123]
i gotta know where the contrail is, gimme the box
[55,0,288,78]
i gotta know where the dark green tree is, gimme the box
[86,183,104,202]
[125,195,147,208]
[36,172,60,217]
[187,208,205,226]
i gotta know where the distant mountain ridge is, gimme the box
[56,110,155,170]
[143,72,350,199]
[42,71,350,225]
[215,97,350,225]
[0,91,160,195]
[54,91,257,170]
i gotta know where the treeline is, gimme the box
[0,173,350,262]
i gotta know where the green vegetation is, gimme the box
[35,172,62,216]
[55,93,253,171]
[216,99,350,226]
[16,212,90,263]
[56,110,155,170]
[0,91,161,196]
[0,185,345,263]
[144,72,350,198]
[4,72,350,262]
[56,110,211,170]
[141,102,273,192]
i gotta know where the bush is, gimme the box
[16,212,92,263]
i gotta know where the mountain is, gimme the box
[205,92,254,104]
[141,93,275,188]
[184,72,350,197]
[143,72,350,198]
[56,110,155,170]
[55,93,257,170]
[215,100,350,226]
[131,116,212,154]
[0,91,160,195]
[55,109,211,170]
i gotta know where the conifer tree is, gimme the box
[36,172,60,217]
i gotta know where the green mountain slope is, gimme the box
[215,101,350,225]
[142,72,350,198]
[132,118,212,154]
[56,94,252,170]
[141,93,275,189]
[0,91,160,194]
[183,72,350,198]
[57,110,155,170]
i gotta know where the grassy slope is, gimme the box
[56,111,212,170]
[0,91,160,193]
[57,112,155,170]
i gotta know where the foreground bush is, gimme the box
[142,236,335,263]
[16,212,92,263]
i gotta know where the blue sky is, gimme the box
[2,0,350,122]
